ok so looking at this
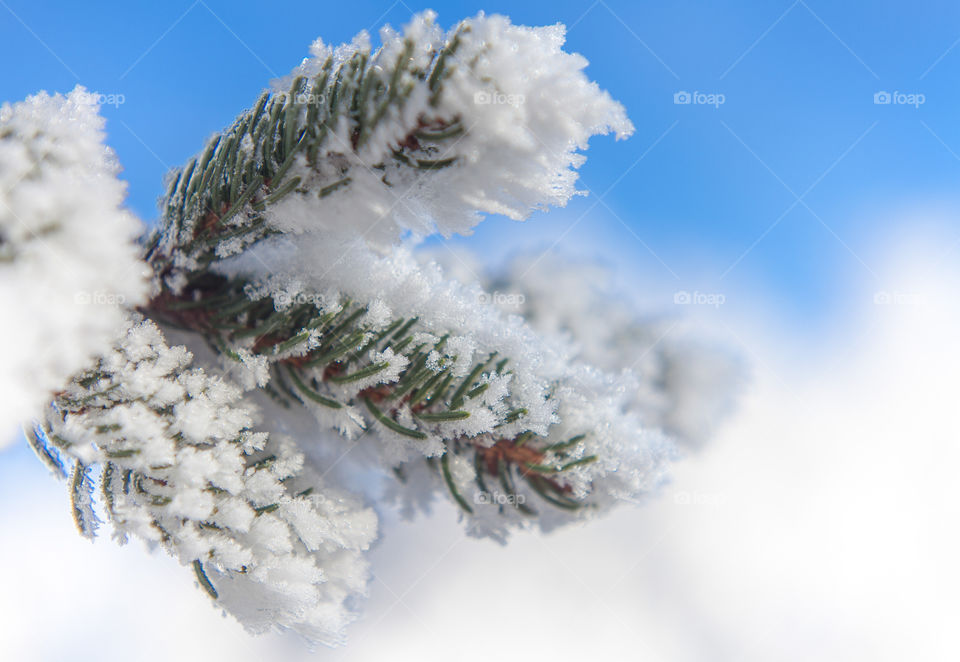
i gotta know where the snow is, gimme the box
[40,320,378,645]
[0,10,739,648]
[427,250,744,450]
[0,87,149,444]
[261,11,633,247]
[193,12,701,542]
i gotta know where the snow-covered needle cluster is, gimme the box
[33,319,376,642]
[2,11,738,646]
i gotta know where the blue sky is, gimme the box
[3,0,960,333]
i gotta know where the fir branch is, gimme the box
[148,28,469,279]
[40,320,377,644]
[148,273,595,514]
[135,13,650,530]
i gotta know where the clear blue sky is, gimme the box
[3,0,959,331]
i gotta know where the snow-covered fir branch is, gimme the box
[144,12,677,545]
[1,10,740,647]
[34,319,376,645]
[148,10,632,287]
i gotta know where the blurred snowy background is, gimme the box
[2,1,959,660]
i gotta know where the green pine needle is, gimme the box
[415,409,470,422]
[363,398,426,439]
[193,560,219,599]
[441,452,473,514]
[287,366,342,409]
